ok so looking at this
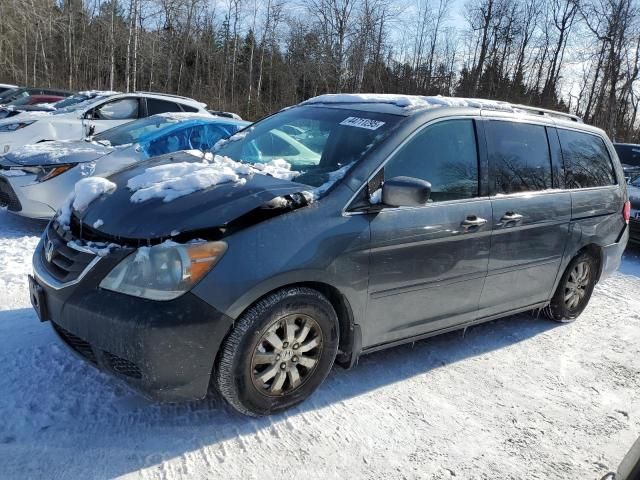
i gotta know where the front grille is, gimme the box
[0,176,21,211]
[41,222,96,283]
[53,323,98,365]
[104,352,142,379]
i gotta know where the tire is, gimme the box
[215,287,339,416]
[545,252,598,322]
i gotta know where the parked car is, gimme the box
[613,143,640,180]
[628,174,640,244]
[0,83,18,95]
[208,110,243,120]
[0,90,119,120]
[0,92,209,154]
[0,94,65,111]
[29,94,629,416]
[0,87,72,106]
[0,113,248,218]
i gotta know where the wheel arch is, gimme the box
[219,279,360,371]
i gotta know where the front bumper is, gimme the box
[33,237,234,402]
[0,173,56,219]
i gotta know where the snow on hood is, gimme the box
[0,110,54,124]
[57,177,117,229]
[2,140,113,166]
[127,153,299,203]
[302,94,515,113]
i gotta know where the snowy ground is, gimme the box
[0,209,639,480]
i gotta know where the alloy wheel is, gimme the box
[250,313,323,396]
[564,260,591,310]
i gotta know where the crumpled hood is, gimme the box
[0,140,113,167]
[77,151,309,240]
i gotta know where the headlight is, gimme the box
[99,241,227,300]
[37,164,75,182]
[0,121,36,133]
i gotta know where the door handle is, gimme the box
[461,215,487,231]
[499,211,523,226]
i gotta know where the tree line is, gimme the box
[1,0,640,141]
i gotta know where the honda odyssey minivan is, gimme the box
[30,94,630,416]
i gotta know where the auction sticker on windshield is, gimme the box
[340,117,385,130]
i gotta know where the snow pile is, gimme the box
[57,177,117,228]
[369,187,382,204]
[212,127,253,150]
[67,239,119,257]
[155,112,217,121]
[302,93,514,112]
[127,155,300,203]
[0,169,26,177]
[10,142,107,163]
[302,163,353,201]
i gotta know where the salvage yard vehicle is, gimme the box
[628,174,640,244]
[0,83,19,95]
[0,90,118,120]
[614,143,640,180]
[0,92,209,154]
[0,113,249,218]
[29,94,630,416]
[0,87,72,106]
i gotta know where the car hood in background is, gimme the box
[0,140,114,167]
[78,151,310,240]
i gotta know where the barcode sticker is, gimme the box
[340,117,386,130]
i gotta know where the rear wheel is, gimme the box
[545,252,598,322]
[215,287,339,416]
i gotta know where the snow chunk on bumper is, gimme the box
[127,154,299,203]
[58,177,117,227]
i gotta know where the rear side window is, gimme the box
[384,119,479,202]
[558,129,616,188]
[486,121,552,194]
[147,99,183,116]
[180,104,199,113]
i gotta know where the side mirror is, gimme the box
[381,176,431,207]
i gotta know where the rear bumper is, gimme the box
[33,240,234,402]
[600,226,629,281]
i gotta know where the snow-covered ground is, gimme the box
[1,209,639,480]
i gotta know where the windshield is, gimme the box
[630,175,640,187]
[91,115,182,146]
[52,94,90,109]
[6,96,36,107]
[51,95,111,115]
[214,106,401,188]
[0,88,22,102]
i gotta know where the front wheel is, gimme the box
[545,252,598,322]
[215,287,339,416]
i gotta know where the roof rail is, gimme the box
[134,91,198,102]
[510,103,582,123]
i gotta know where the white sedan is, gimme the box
[0,92,209,154]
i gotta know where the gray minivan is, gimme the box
[30,95,630,416]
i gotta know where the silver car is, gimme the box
[0,113,249,218]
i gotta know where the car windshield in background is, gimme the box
[214,106,401,188]
[0,88,21,102]
[51,94,90,109]
[91,115,181,146]
[51,95,111,115]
